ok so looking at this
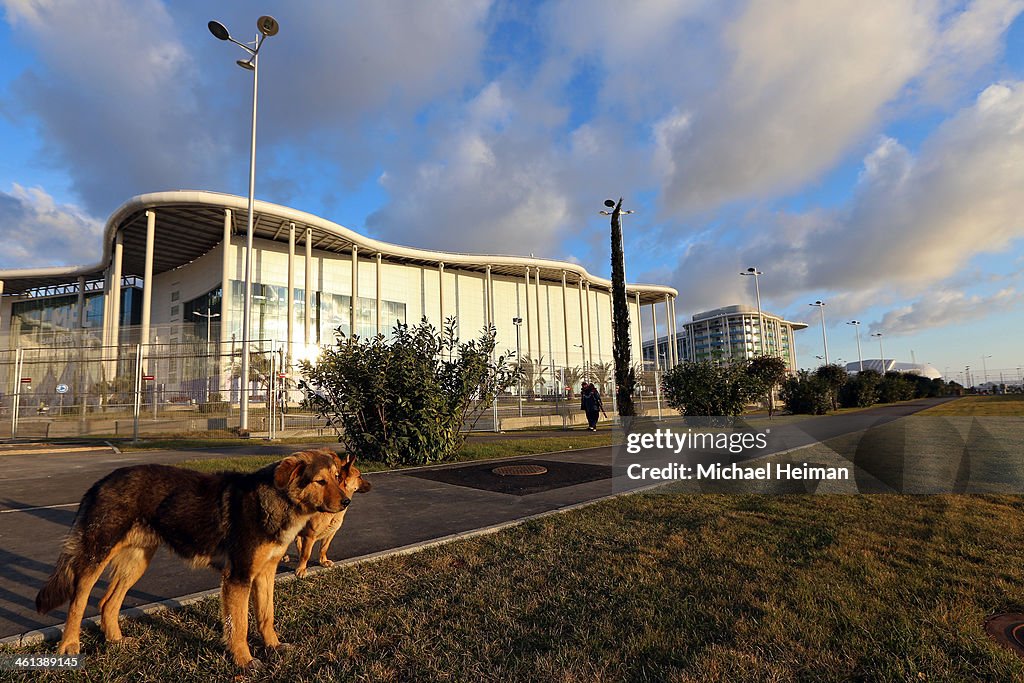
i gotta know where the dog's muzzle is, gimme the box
[340,498,351,509]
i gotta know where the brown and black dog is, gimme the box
[36,449,349,668]
[289,452,372,578]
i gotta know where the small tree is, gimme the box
[591,361,613,396]
[746,355,789,418]
[299,318,518,467]
[815,364,849,411]
[563,366,584,398]
[517,354,548,397]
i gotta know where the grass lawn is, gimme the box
[6,493,1024,681]
[176,431,613,474]
[916,394,1024,417]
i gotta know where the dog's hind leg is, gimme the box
[98,542,157,643]
[57,555,114,655]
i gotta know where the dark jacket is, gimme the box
[581,387,603,412]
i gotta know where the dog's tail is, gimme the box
[36,483,98,614]
[35,544,78,614]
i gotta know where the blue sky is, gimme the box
[1,0,1023,384]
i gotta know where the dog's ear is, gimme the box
[273,456,304,489]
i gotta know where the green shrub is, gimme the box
[839,369,881,408]
[299,318,519,467]
[780,370,831,415]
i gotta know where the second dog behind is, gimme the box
[290,451,372,578]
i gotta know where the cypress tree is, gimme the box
[608,198,636,416]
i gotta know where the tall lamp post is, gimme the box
[981,354,992,389]
[847,320,863,371]
[809,300,828,364]
[871,332,885,373]
[740,267,765,357]
[208,15,279,432]
[512,317,523,417]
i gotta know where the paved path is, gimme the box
[0,398,955,641]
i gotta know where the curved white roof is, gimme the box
[0,190,678,303]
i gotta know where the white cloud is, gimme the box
[0,184,103,268]
[872,288,1022,336]
[657,0,1024,214]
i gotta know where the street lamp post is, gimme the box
[809,301,828,365]
[847,320,863,371]
[208,15,279,433]
[981,354,992,389]
[513,317,523,417]
[871,332,884,374]
[741,268,765,356]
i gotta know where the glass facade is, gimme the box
[11,287,140,347]
[219,280,406,345]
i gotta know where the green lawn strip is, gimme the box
[7,493,1024,681]
[916,394,1024,417]
[176,433,614,474]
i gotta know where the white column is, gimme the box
[577,278,586,371]
[109,230,123,349]
[534,266,542,359]
[438,262,445,325]
[635,292,643,366]
[350,245,359,336]
[287,222,295,362]
[524,266,532,359]
[651,303,660,373]
[667,294,675,366]
[484,266,492,327]
[140,210,156,349]
[220,209,232,361]
[304,228,313,345]
[486,266,495,327]
[585,281,593,371]
[663,295,673,366]
[376,253,382,335]
[561,271,570,370]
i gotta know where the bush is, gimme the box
[879,372,915,403]
[839,369,881,408]
[662,360,758,417]
[299,318,518,467]
[780,370,831,415]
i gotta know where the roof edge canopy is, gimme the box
[0,190,678,302]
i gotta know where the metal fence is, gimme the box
[0,338,667,440]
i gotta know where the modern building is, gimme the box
[843,360,942,379]
[0,190,678,406]
[643,304,806,373]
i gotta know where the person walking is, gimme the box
[580,382,603,431]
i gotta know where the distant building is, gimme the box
[843,360,942,380]
[642,304,806,373]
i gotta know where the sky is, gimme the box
[1,0,1023,384]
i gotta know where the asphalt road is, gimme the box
[0,397,956,641]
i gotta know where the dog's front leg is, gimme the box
[252,559,284,649]
[221,577,257,668]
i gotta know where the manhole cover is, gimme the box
[492,464,548,477]
[984,613,1024,658]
